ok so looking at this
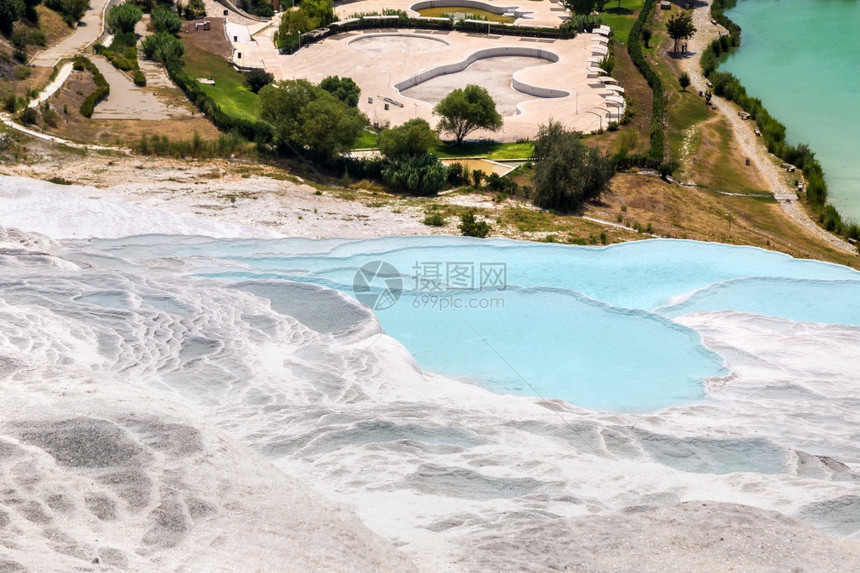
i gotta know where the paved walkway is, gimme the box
[30,0,112,67]
[676,1,854,253]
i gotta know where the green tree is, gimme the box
[319,76,360,108]
[378,118,440,159]
[244,68,274,93]
[182,0,205,19]
[678,72,690,91]
[563,0,600,15]
[642,28,652,48]
[0,0,24,36]
[107,2,142,35]
[151,7,182,34]
[257,79,367,161]
[531,120,614,212]
[302,0,334,28]
[22,0,39,22]
[433,85,502,145]
[64,0,89,25]
[666,11,696,54]
[141,32,185,64]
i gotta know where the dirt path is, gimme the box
[675,1,854,253]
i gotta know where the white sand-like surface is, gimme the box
[3,170,860,571]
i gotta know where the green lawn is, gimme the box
[354,129,378,149]
[182,42,259,121]
[432,140,534,159]
[599,0,645,44]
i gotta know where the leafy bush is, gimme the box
[43,107,60,127]
[244,68,274,94]
[151,8,182,34]
[458,211,490,238]
[0,0,24,35]
[378,118,439,160]
[133,70,146,86]
[4,93,17,113]
[627,0,664,163]
[238,0,273,17]
[319,75,360,108]
[423,211,446,227]
[19,107,38,124]
[180,0,206,20]
[107,3,142,35]
[141,32,185,64]
[258,79,366,160]
[531,120,614,212]
[75,56,110,118]
[14,66,31,80]
[44,0,88,26]
[381,153,448,196]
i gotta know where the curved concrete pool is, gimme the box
[396,46,566,115]
[347,34,450,56]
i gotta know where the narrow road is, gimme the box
[30,0,112,67]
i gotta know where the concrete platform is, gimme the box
[245,26,615,139]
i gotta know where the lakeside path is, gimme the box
[676,1,855,254]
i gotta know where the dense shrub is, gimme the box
[19,106,38,124]
[238,0,273,17]
[141,32,185,64]
[75,56,110,118]
[458,211,490,238]
[0,0,23,36]
[257,79,366,160]
[44,0,89,26]
[423,211,446,227]
[531,120,614,212]
[151,8,182,35]
[244,68,274,94]
[107,3,143,35]
[382,153,448,196]
[627,0,664,163]
[319,75,360,107]
[4,93,17,113]
[378,118,439,159]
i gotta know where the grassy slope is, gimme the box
[182,41,259,121]
[600,0,645,44]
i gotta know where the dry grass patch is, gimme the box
[43,69,220,146]
[592,172,859,268]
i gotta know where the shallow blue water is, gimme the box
[87,236,860,412]
[721,0,860,221]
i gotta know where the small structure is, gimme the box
[660,1,671,9]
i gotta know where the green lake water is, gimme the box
[721,0,860,222]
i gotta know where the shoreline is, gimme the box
[681,0,854,253]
